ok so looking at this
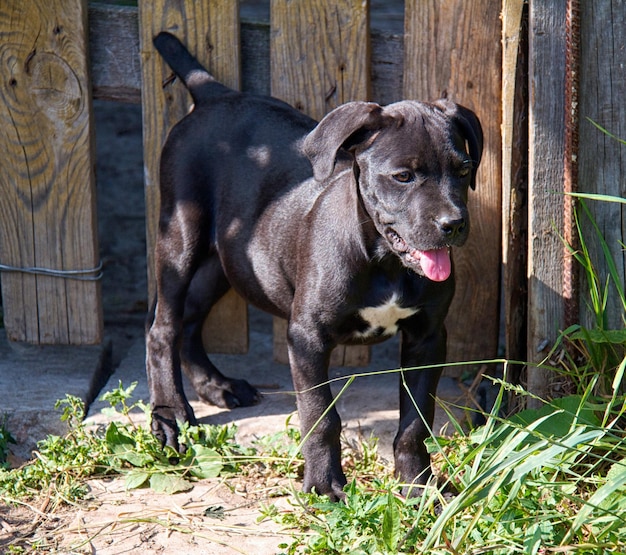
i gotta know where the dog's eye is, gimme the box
[458,162,473,178]
[393,171,414,183]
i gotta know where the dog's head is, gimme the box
[303,99,483,281]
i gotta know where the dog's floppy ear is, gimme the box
[303,102,387,182]
[433,99,483,190]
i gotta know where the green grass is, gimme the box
[0,382,260,504]
[2,186,625,552]
[261,360,626,555]
[554,138,626,397]
[265,180,626,553]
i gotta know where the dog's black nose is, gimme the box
[437,216,466,238]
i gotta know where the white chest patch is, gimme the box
[355,293,419,339]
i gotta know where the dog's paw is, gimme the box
[394,449,433,497]
[196,378,260,409]
[303,466,348,502]
[151,403,197,452]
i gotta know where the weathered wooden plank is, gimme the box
[579,1,626,331]
[87,4,403,105]
[527,2,568,405]
[139,0,248,354]
[403,0,502,370]
[270,0,370,119]
[270,0,371,366]
[502,0,528,405]
[88,4,142,103]
[0,0,102,344]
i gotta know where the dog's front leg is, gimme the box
[146,303,197,452]
[287,319,347,501]
[393,327,446,496]
[145,227,200,451]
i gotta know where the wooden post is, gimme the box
[579,1,626,331]
[0,0,102,344]
[527,2,568,406]
[139,0,248,354]
[403,0,503,370]
[269,0,371,366]
[502,1,528,380]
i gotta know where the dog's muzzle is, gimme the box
[386,229,453,282]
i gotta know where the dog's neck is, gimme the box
[349,161,392,262]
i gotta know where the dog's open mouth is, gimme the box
[386,230,451,282]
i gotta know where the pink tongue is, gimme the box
[418,249,451,282]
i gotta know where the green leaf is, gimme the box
[567,191,626,204]
[105,421,133,446]
[606,458,626,483]
[381,490,401,553]
[149,472,193,494]
[106,423,154,467]
[509,395,601,440]
[186,445,223,479]
[569,327,626,345]
[100,407,122,419]
[125,470,150,490]
[116,449,154,468]
[523,523,541,555]
[100,380,138,405]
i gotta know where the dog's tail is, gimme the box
[152,32,230,104]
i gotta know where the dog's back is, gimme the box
[153,31,317,188]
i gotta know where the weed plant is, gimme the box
[266,361,626,554]
[0,381,259,505]
[553,193,626,397]
[266,190,626,554]
[553,124,626,396]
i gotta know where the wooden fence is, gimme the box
[0,1,624,401]
[0,1,101,344]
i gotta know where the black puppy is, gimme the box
[147,32,482,500]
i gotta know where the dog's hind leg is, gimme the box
[180,258,260,409]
